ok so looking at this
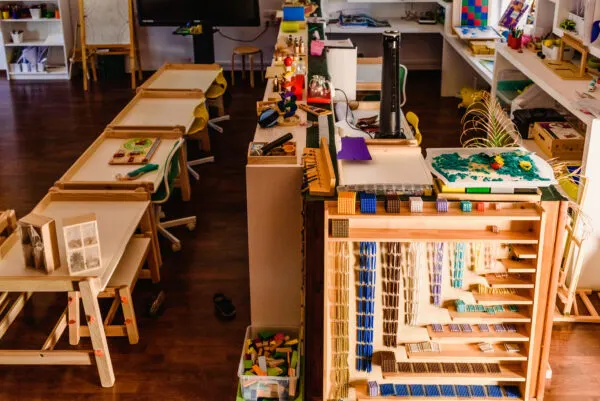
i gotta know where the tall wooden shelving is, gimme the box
[323,200,555,401]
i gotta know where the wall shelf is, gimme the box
[329,229,539,243]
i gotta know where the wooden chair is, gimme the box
[68,236,151,345]
[231,46,264,88]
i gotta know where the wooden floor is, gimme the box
[0,72,598,400]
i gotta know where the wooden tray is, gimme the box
[137,63,221,92]
[107,89,205,134]
[247,141,297,165]
[56,129,182,192]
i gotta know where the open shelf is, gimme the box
[329,228,539,243]
[0,18,61,22]
[448,305,531,323]
[498,259,536,273]
[326,203,542,221]
[511,245,537,259]
[473,292,533,306]
[382,365,526,383]
[405,343,527,362]
[427,325,529,343]
[5,40,64,46]
[443,33,494,85]
[354,382,524,401]
[484,274,534,289]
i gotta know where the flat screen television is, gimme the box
[136,0,261,27]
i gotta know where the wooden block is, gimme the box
[330,219,349,238]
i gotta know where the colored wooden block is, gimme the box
[409,197,423,213]
[337,191,357,214]
[471,385,486,398]
[436,198,449,212]
[504,385,522,398]
[330,219,349,238]
[380,383,395,396]
[359,192,377,214]
[394,384,410,397]
[385,192,401,213]
[460,200,472,212]
[477,202,485,212]
[409,385,425,397]
[486,385,503,398]
[425,385,441,397]
[440,385,456,397]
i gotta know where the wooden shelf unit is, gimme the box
[323,200,549,401]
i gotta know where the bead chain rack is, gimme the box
[323,200,548,401]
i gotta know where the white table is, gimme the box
[0,189,161,387]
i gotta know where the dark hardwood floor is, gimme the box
[0,72,598,400]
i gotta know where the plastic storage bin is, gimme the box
[238,326,301,401]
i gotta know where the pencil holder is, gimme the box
[11,32,23,44]
[508,34,522,50]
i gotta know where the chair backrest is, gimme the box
[188,98,209,134]
[206,69,227,99]
[405,111,422,145]
[152,137,185,205]
[399,64,408,108]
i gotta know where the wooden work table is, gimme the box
[0,189,161,387]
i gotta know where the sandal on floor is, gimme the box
[214,293,236,320]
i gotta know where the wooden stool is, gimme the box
[231,46,264,88]
[68,237,151,345]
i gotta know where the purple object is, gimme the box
[337,137,372,161]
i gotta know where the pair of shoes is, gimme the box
[214,293,236,320]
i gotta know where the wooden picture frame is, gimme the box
[62,213,102,276]
[18,213,61,273]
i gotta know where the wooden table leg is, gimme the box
[79,280,115,388]
[242,55,246,81]
[140,206,162,282]
[231,54,235,86]
[178,142,192,202]
[249,54,255,88]
[260,51,264,82]
[68,291,80,345]
[119,287,139,344]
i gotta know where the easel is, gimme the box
[554,177,600,322]
[78,0,142,90]
[544,33,592,81]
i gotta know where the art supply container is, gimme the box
[238,326,301,401]
[29,8,41,19]
[11,31,23,44]
[508,34,522,50]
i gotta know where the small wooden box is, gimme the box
[18,213,60,273]
[532,122,585,160]
[469,40,495,55]
[247,142,297,165]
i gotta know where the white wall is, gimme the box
[65,0,280,71]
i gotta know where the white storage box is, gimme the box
[238,326,301,401]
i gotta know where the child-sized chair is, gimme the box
[406,111,422,145]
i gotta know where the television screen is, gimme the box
[137,0,261,27]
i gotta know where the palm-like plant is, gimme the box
[460,91,522,148]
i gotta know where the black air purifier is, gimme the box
[377,31,405,139]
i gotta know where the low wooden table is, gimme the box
[55,129,191,201]
[0,189,161,387]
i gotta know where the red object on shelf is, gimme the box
[284,57,293,67]
[293,75,304,100]
[508,34,522,50]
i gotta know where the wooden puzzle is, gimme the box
[298,102,332,117]
[110,137,161,165]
